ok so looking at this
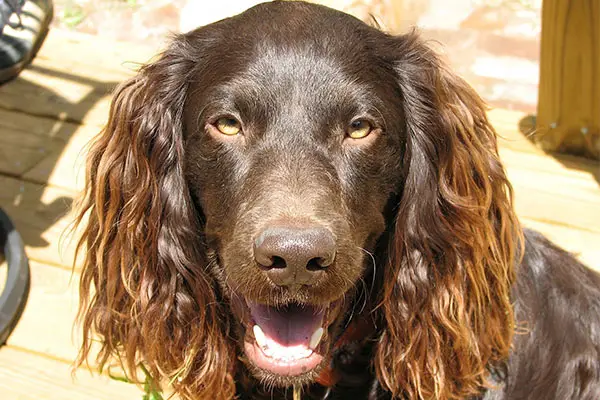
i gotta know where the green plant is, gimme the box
[62,4,85,28]
[109,364,164,400]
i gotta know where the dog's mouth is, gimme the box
[241,300,341,378]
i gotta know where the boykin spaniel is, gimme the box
[74,1,600,399]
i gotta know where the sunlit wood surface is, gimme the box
[0,29,598,399]
[536,0,600,157]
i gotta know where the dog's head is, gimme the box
[76,2,522,399]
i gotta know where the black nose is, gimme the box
[254,226,336,287]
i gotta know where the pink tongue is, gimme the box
[249,302,324,346]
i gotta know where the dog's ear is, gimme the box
[375,32,523,399]
[74,36,235,399]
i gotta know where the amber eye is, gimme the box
[347,119,373,139]
[215,117,242,135]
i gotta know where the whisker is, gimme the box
[358,246,378,294]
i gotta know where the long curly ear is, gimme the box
[74,39,235,400]
[375,32,523,399]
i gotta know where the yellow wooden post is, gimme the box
[536,0,600,158]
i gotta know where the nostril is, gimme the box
[306,256,330,271]
[256,255,287,270]
[271,256,286,269]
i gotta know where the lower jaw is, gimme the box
[244,340,326,379]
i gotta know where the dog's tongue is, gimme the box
[249,302,324,359]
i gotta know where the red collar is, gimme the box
[314,315,375,387]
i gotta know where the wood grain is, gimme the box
[0,346,143,400]
[536,0,600,157]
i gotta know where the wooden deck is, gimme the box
[0,30,599,399]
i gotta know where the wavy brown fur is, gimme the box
[74,42,236,400]
[375,33,522,399]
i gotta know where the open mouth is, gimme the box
[243,301,339,377]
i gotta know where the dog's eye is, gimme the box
[216,117,242,135]
[347,120,372,139]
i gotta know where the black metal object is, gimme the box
[0,207,29,344]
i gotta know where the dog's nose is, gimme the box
[254,226,336,287]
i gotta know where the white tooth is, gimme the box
[309,327,324,350]
[302,349,313,358]
[253,325,268,349]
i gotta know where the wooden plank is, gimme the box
[503,153,600,204]
[492,109,600,175]
[36,29,159,73]
[522,218,600,271]
[7,261,80,363]
[551,154,600,183]
[536,0,600,157]
[0,68,114,127]
[0,106,99,191]
[512,181,600,235]
[22,123,98,192]
[0,126,63,177]
[0,176,77,268]
[32,54,141,83]
[0,346,143,400]
[0,29,157,127]
[0,108,76,142]
[489,110,599,183]
[491,110,600,183]
[500,147,600,182]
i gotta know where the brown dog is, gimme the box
[75,2,600,399]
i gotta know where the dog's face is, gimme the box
[77,2,521,399]
[183,5,403,384]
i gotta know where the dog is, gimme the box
[74,1,600,399]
